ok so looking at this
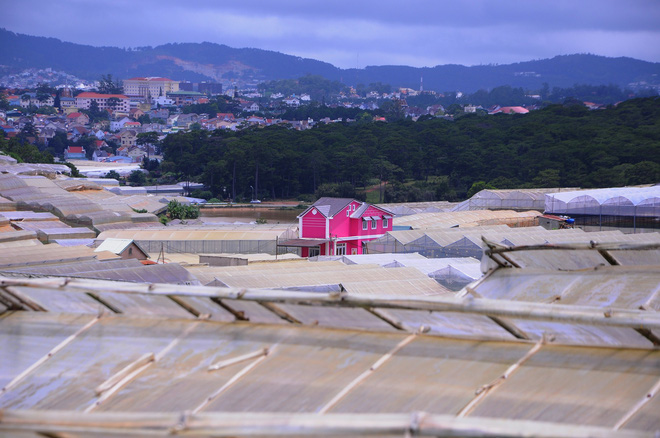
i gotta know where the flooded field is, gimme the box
[200,206,303,224]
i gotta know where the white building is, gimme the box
[153,96,175,107]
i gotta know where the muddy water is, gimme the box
[200,207,303,224]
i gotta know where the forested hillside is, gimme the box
[2,29,659,92]
[160,98,660,202]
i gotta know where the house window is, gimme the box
[346,209,350,217]
[383,217,389,228]
[362,220,368,230]
[371,219,377,229]
[308,247,320,257]
[336,243,346,256]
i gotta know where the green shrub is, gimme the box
[167,199,199,220]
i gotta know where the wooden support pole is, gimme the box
[259,302,302,324]
[367,307,417,332]
[94,353,155,396]
[168,295,202,317]
[3,286,47,311]
[0,410,650,438]
[208,348,270,372]
[2,276,660,331]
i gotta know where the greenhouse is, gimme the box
[312,253,482,292]
[185,260,449,297]
[393,210,541,230]
[1,258,659,436]
[366,226,660,260]
[376,201,457,216]
[453,188,569,211]
[545,186,660,229]
[0,174,161,231]
[98,226,299,255]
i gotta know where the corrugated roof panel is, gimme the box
[475,267,659,309]
[203,328,404,413]
[93,292,195,318]
[275,304,397,332]
[0,313,96,390]
[471,345,660,427]
[330,337,531,414]
[219,300,287,324]
[382,309,516,340]
[0,317,189,410]
[623,392,660,431]
[6,286,104,314]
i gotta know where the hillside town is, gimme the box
[0,70,564,170]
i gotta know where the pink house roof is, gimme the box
[299,197,354,218]
[67,112,83,118]
[299,197,393,219]
[68,146,84,153]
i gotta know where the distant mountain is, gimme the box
[1,28,659,93]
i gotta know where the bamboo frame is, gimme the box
[3,286,47,311]
[208,348,270,372]
[482,238,660,254]
[0,410,649,437]
[95,353,155,395]
[259,302,302,324]
[367,307,418,332]
[1,276,658,331]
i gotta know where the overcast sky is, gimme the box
[3,0,659,69]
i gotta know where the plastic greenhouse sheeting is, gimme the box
[453,189,566,211]
[545,186,660,217]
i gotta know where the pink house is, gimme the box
[286,197,393,257]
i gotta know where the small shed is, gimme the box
[95,238,149,260]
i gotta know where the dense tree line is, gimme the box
[0,131,54,164]
[257,75,345,101]
[159,97,659,202]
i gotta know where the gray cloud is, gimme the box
[3,0,659,68]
